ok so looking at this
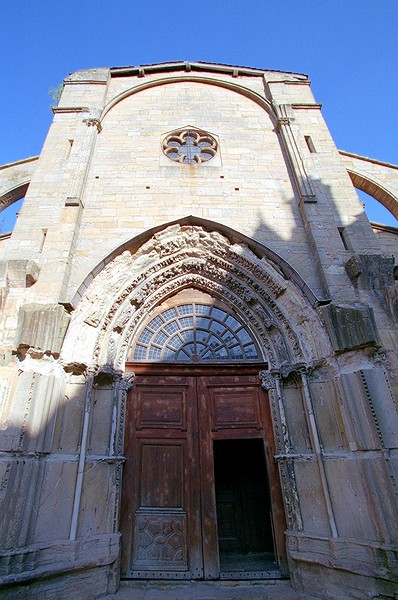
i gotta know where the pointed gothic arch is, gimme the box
[62,220,331,373]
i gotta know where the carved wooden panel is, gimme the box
[133,509,187,568]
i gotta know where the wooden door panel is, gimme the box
[139,442,184,507]
[121,376,202,578]
[136,386,187,429]
[200,375,263,434]
[216,488,245,552]
[121,370,287,579]
[211,387,261,430]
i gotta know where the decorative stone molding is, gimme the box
[15,304,70,359]
[319,302,378,353]
[62,224,331,373]
[259,368,303,530]
[261,362,342,539]
[82,117,102,133]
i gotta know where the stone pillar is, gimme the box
[274,103,358,301]
[48,110,103,303]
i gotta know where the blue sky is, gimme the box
[1,1,397,228]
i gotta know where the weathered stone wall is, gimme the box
[371,223,398,263]
[0,63,397,600]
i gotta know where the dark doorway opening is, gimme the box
[213,438,277,577]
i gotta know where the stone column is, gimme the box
[68,365,135,541]
[64,111,102,207]
[274,104,316,203]
[112,371,135,534]
[296,365,338,538]
[69,363,97,541]
[260,368,303,531]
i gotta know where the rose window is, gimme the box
[162,128,217,165]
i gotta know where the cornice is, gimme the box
[267,80,311,86]
[108,60,308,81]
[0,155,39,171]
[370,222,398,234]
[292,103,322,110]
[52,106,90,114]
[339,149,398,170]
[101,74,276,122]
[63,79,108,85]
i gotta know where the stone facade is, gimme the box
[0,61,397,599]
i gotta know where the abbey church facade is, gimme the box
[0,62,397,599]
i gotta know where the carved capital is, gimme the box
[275,117,291,131]
[259,370,276,390]
[88,362,100,375]
[120,372,135,390]
[63,361,88,376]
[94,363,122,385]
[293,362,309,375]
[83,117,102,133]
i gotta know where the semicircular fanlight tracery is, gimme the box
[131,302,260,362]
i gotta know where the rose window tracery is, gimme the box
[131,303,260,362]
[162,128,217,164]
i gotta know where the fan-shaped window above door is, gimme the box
[130,297,260,362]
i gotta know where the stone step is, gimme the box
[103,579,323,600]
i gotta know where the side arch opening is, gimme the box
[347,169,398,222]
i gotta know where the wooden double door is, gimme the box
[121,366,286,579]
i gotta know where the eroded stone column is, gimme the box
[260,368,303,531]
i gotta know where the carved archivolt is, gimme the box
[61,224,331,369]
